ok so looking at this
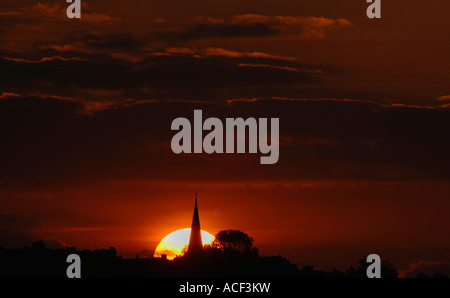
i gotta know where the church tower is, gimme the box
[187,192,203,255]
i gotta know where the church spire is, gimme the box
[188,193,203,255]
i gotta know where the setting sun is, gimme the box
[154,228,215,260]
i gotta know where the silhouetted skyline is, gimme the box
[0,0,449,276]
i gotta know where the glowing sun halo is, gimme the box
[154,228,215,260]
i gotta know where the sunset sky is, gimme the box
[1,0,449,277]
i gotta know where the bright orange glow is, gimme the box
[154,228,214,260]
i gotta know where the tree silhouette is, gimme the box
[416,271,447,278]
[346,256,398,278]
[432,272,447,278]
[380,259,399,278]
[32,240,46,251]
[211,229,259,256]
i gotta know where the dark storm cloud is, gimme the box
[0,0,351,57]
[0,1,122,55]
[155,22,279,42]
[0,53,326,101]
[0,1,350,103]
[0,55,128,89]
[154,14,351,42]
[1,94,450,191]
[82,33,144,51]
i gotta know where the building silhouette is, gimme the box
[187,193,203,255]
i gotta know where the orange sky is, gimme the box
[0,0,449,275]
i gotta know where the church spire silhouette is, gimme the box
[187,192,203,255]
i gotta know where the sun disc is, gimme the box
[154,228,214,260]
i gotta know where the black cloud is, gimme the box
[0,54,325,101]
[1,95,450,191]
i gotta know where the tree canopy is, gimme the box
[210,229,259,256]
